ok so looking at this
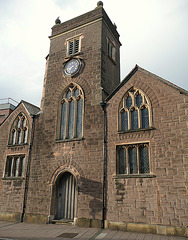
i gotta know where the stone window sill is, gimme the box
[55,137,84,143]
[113,174,156,179]
[118,127,155,134]
[2,177,25,180]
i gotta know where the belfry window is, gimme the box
[117,143,150,175]
[67,36,81,56]
[9,113,28,145]
[119,88,152,132]
[59,83,84,140]
[107,38,116,62]
[4,155,25,178]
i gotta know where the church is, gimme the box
[0,2,187,237]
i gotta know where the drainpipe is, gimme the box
[21,114,36,222]
[100,101,107,229]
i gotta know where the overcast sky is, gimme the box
[0,0,188,107]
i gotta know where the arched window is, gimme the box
[119,88,152,131]
[9,113,28,145]
[59,83,84,140]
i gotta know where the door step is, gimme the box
[52,219,74,225]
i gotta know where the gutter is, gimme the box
[21,114,36,222]
[100,101,107,229]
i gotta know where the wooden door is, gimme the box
[57,172,76,220]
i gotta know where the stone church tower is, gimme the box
[0,2,187,237]
[24,2,121,225]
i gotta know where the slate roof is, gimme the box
[21,100,40,116]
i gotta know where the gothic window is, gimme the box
[67,36,81,56]
[119,88,152,131]
[4,155,25,178]
[9,113,28,145]
[59,83,84,140]
[117,143,150,175]
[107,38,116,62]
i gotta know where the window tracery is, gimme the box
[59,83,84,140]
[119,88,152,131]
[9,113,28,145]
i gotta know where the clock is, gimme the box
[63,58,81,77]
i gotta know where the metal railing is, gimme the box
[0,98,18,106]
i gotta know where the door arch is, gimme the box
[56,172,76,220]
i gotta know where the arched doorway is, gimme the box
[56,172,76,220]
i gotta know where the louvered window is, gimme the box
[117,143,150,175]
[107,38,116,62]
[119,88,152,132]
[67,37,80,56]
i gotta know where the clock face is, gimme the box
[63,58,81,77]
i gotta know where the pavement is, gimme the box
[0,221,187,240]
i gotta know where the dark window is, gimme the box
[67,37,80,56]
[107,39,116,62]
[119,89,151,131]
[4,155,25,178]
[117,143,150,175]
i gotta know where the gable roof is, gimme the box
[0,100,40,126]
[21,100,40,116]
[106,65,188,102]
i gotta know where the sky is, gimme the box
[0,0,188,107]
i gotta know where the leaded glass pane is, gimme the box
[131,109,138,130]
[119,148,126,174]
[6,157,12,177]
[142,107,149,128]
[19,156,25,177]
[66,90,71,99]
[140,146,150,173]
[136,94,142,107]
[12,130,16,145]
[68,101,75,139]
[74,88,80,97]
[22,118,26,127]
[15,157,20,177]
[126,96,132,108]
[17,130,22,144]
[129,147,138,174]
[60,102,67,139]
[23,129,28,143]
[17,118,21,128]
[121,111,128,131]
[76,98,83,138]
